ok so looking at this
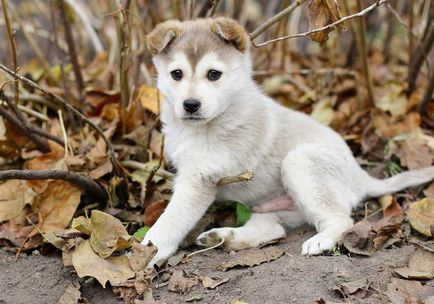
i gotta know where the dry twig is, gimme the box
[0,170,108,202]
[217,171,254,186]
[252,0,388,48]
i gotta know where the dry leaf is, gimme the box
[307,0,346,45]
[137,85,162,115]
[71,240,135,288]
[0,180,37,222]
[379,195,403,217]
[57,282,81,304]
[342,219,374,256]
[407,198,434,237]
[202,276,230,289]
[219,246,285,271]
[168,270,199,294]
[0,220,43,250]
[424,182,434,198]
[334,277,370,299]
[386,278,434,304]
[89,157,113,179]
[89,210,132,258]
[37,181,81,233]
[128,242,157,273]
[395,247,434,279]
[395,140,434,170]
[144,200,168,227]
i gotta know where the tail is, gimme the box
[365,166,434,198]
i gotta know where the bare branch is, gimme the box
[0,170,108,202]
[250,0,306,39]
[251,0,388,48]
[0,64,121,176]
[217,171,254,186]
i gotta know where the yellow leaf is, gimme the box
[71,240,135,288]
[308,0,346,45]
[407,198,434,237]
[137,85,162,115]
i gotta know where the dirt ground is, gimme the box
[0,226,422,304]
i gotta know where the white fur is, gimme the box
[142,30,434,266]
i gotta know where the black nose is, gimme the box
[183,98,201,114]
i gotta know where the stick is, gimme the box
[0,170,108,202]
[0,93,64,148]
[217,170,254,186]
[197,0,220,18]
[0,64,120,175]
[57,0,85,98]
[251,0,388,48]
[1,0,19,104]
[250,0,306,39]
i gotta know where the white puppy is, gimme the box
[142,18,434,265]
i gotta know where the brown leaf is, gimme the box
[424,182,434,198]
[395,247,434,280]
[307,0,346,46]
[342,219,374,256]
[144,200,168,227]
[396,140,434,170]
[137,85,162,115]
[71,240,135,288]
[379,195,403,218]
[0,180,37,222]
[407,198,434,237]
[89,157,113,179]
[0,220,43,250]
[334,277,370,299]
[168,270,199,294]
[386,278,434,304]
[201,276,230,289]
[37,181,81,234]
[128,242,157,273]
[89,210,132,258]
[57,282,81,304]
[219,246,285,271]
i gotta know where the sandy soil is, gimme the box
[0,227,416,304]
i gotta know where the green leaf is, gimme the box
[235,202,251,227]
[133,226,150,241]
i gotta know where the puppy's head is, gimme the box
[147,18,251,124]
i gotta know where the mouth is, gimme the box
[182,116,206,122]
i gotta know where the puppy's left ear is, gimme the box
[211,17,248,53]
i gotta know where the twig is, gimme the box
[57,109,68,157]
[408,7,434,94]
[197,0,220,18]
[217,170,254,186]
[250,0,306,39]
[121,160,174,180]
[58,0,85,99]
[187,238,225,258]
[0,64,120,175]
[0,170,108,202]
[252,0,388,48]
[1,0,19,105]
[408,0,414,74]
[353,0,375,107]
[0,93,64,148]
[418,69,434,116]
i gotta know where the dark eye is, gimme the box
[207,70,222,81]
[170,69,183,81]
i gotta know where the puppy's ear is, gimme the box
[146,20,183,55]
[211,17,248,52]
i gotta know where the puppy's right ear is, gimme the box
[146,20,183,55]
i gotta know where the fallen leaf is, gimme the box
[395,140,434,170]
[407,198,434,237]
[311,99,335,126]
[144,200,168,227]
[42,231,66,249]
[167,251,186,267]
[128,242,157,273]
[0,220,43,250]
[133,226,150,242]
[89,157,113,179]
[386,278,434,304]
[219,246,285,271]
[37,181,81,233]
[201,276,230,289]
[168,270,199,294]
[375,82,407,117]
[379,195,403,217]
[57,282,81,304]
[137,85,162,115]
[0,180,37,222]
[307,0,346,45]
[89,210,132,258]
[334,277,370,299]
[185,295,203,302]
[424,182,434,198]
[342,219,374,256]
[72,216,93,235]
[231,301,249,304]
[71,240,135,288]
[395,247,434,279]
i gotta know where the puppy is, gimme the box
[142,18,434,265]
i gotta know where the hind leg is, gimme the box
[281,145,358,255]
[196,213,286,251]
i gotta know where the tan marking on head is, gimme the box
[211,17,248,53]
[146,20,183,55]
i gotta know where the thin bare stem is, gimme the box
[217,170,254,186]
[1,0,19,104]
[250,0,306,39]
[0,64,120,175]
[252,0,388,48]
